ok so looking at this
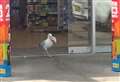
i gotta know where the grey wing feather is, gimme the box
[38,40,45,48]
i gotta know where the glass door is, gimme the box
[68,0,94,54]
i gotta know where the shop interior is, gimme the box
[10,0,111,56]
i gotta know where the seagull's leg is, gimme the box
[45,48,48,55]
[45,48,52,57]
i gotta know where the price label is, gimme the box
[0,69,6,74]
[113,63,119,68]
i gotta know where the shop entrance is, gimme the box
[11,0,111,57]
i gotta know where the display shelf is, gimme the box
[27,0,58,31]
[26,0,66,31]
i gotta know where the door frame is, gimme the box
[69,0,96,54]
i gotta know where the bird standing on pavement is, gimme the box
[40,33,57,57]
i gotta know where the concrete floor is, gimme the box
[0,53,120,82]
[3,20,115,82]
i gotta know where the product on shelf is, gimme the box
[27,0,58,28]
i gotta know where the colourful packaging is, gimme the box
[0,0,11,77]
[0,44,3,64]
[112,0,120,72]
[0,25,9,43]
[3,43,9,61]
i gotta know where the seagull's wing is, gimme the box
[40,39,51,57]
[38,40,45,50]
[40,40,45,47]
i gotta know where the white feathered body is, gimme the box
[41,38,53,49]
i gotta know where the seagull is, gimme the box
[40,33,57,57]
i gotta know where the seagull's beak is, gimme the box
[51,36,57,44]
